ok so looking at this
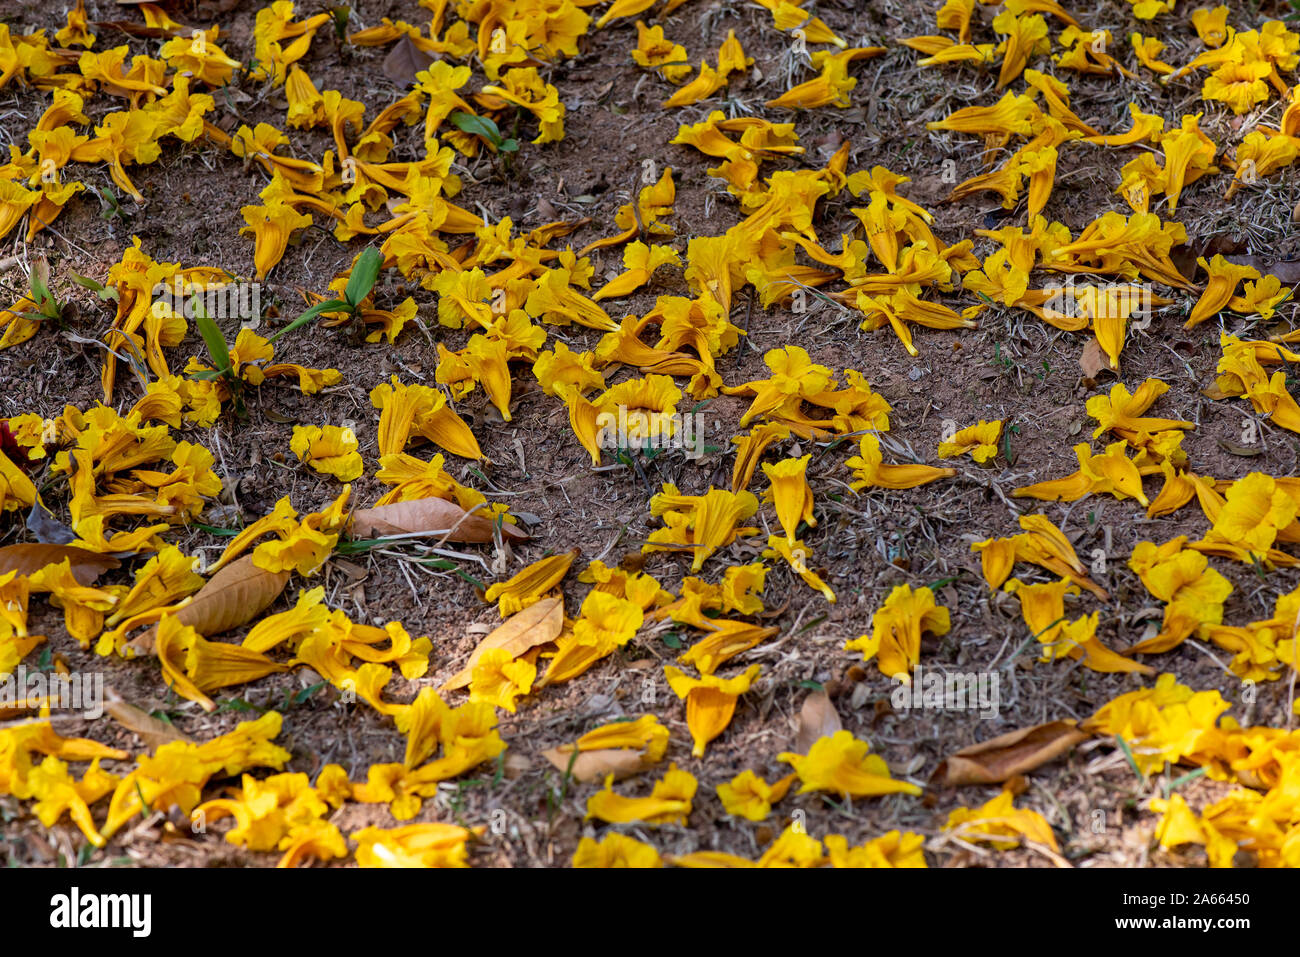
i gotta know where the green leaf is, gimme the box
[68,270,118,301]
[192,299,232,378]
[344,246,383,308]
[268,298,347,345]
[450,111,504,147]
[499,137,520,153]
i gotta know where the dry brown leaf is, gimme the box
[441,596,563,691]
[382,34,434,86]
[931,719,1088,787]
[1079,338,1109,379]
[541,746,648,783]
[0,544,120,584]
[351,498,530,543]
[128,556,289,656]
[794,690,842,754]
[104,693,193,750]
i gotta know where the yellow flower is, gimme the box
[937,420,1002,464]
[766,48,884,109]
[1013,440,1148,506]
[586,763,697,825]
[479,68,566,144]
[156,613,288,712]
[102,712,290,840]
[846,434,956,490]
[1003,577,1078,660]
[762,535,836,603]
[631,21,691,83]
[352,823,480,867]
[27,559,119,648]
[1128,539,1234,654]
[663,62,727,108]
[664,664,761,756]
[761,454,815,543]
[24,757,118,848]
[597,0,656,29]
[370,375,481,460]
[193,771,330,852]
[240,200,312,279]
[993,10,1049,88]
[731,422,792,493]
[252,518,338,577]
[717,769,797,820]
[645,484,759,572]
[846,584,950,680]
[160,28,241,86]
[290,424,362,481]
[573,832,663,868]
[538,591,643,686]
[780,730,922,798]
[532,342,605,400]
[679,619,778,675]
[592,242,681,301]
[56,0,95,48]
[670,823,825,868]
[468,647,536,714]
[1188,254,1263,328]
[825,831,927,868]
[242,587,330,653]
[1194,472,1298,564]
[484,550,577,616]
[943,790,1058,851]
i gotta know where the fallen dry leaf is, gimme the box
[104,689,193,751]
[541,746,648,783]
[441,595,563,691]
[351,498,530,543]
[128,555,289,656]
[383,34,434,86]
[931,719,1088,787]
[1079,337,1110,379]
[0,543,120,584]
[794,690,842,754]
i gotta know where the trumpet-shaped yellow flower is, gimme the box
[156,613,288,712]
[846,435,956,490]
[1013,440,1148,506]
[353,823,479,868]
[645,484,759,572]
[586,763,697,825]
[468,647,536,714]
[573,832,664,868]
[539,591,643,686]
[937,420,1002,464]
[1187,255,1261,328]
[846,584,950,680]
[943,790,1058,851]
[592,242,681,301]
[779,730,922,798]
[631,21,691,83]
[762,454,815,543]
[717,769,797,821]
[370,376,481,460]
[484,550,576,617]
[290,424,363,481]
[664,664,761,757]
[825,831,928,868]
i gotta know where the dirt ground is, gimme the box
[2,0,1300,868]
